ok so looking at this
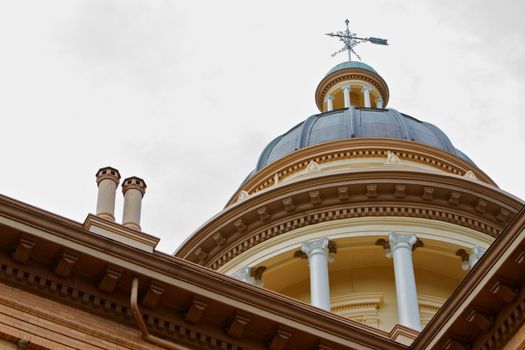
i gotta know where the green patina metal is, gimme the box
[325,61,378,77]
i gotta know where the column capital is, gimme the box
[301,238,336,258]
[301,238,329,257]
[325,94,334,101]
[361,86,372,92]
[469,246,486,269]
[471,246,486,259]
[232,266,254,283]
[232,266,266,287]
[388,232,417,252]
[341,85,351,91]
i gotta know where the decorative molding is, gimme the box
[0,193,411,350]
[464,170,478,181]
[466,309,493,331]
[11,238,35,264]
[226,313,250,338]
[212,232,226,247]
[233,218,247,233]
[331,292,384,328]
[177,165,520,268]
[282,198,295,212]
[309,190,322,205]
[226,139,496,203]
[386,151,401,165]
[366,184,378,198]
[338,186,350,201]
[141,283,164,309]
[422,187,434,201]
[194,247,208,263]
[418,295,445,328]
[490,280,518,303]
[184,297,207,324]
[236,190,250,203]
[268,327,292,350]
[54,253,77,277]
[207,203,505,270]
[394,185,406,198]
[257,206,270,221]
[410,207,525,350]
[475,199,488,214]
[449,192,461,206]
[306,160,321,172]
[98,267,122,293]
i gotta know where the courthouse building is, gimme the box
[1,29,525,350]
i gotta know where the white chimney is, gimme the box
[121,176,147,231]
[95,167,121,221]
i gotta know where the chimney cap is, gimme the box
[96,166,121,185]
[122,176,147,196]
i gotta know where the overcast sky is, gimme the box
[1,0,524,253]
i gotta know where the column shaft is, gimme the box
[389,232,421,331]
[362,87,371,108]
[301,238,332,311]
[342,86,351,108]
[326,95,334,111]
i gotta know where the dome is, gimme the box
[325,61,378,76]
[254,107,473,173]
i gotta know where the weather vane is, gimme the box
[326,19,388,61]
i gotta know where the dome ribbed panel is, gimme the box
[354,109,404,139]
[308,111,348,146]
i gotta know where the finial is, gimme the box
[326,19,388,61]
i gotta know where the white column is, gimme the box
[341,85,351,108]
[362,87,371,108]
[388,232,421,331]
[375,97,383,109]
[301,238,332,311]
[326,95,334,112]
[469,246,486,269]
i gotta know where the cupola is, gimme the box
[315,60,389,111]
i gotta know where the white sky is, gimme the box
[1,0,524,254]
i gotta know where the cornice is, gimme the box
[411,205,525,350]
[176,169,521,269]
[0,193,407,350]
[228,138,497,206]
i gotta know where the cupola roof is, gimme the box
[325,61,378,76]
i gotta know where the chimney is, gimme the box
[121,176,147,231]
[95,167,121,221]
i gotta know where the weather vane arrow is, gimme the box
[326,19,388,61]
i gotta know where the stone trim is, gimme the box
[411,206,525,350]
[177,171,520,268]
[209,205,502,270]
[418,295,445,327]
[228,138,496,206]
[331,292,384,328]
